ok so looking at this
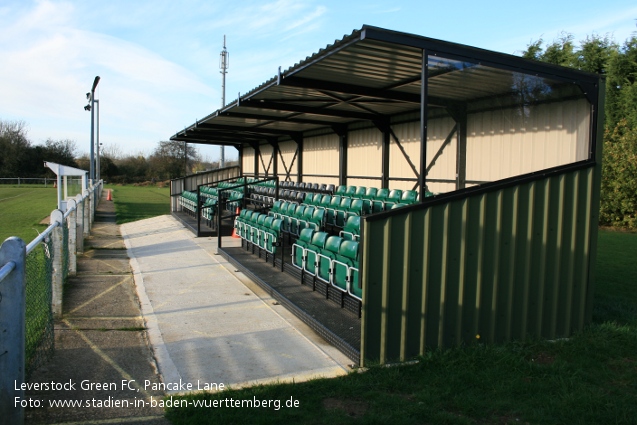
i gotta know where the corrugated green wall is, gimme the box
[360,164,599,365]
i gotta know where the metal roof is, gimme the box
[171,25,600,148]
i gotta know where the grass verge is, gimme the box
[107,184,170,224]
[0,185,58,243]
[165,229,637,425]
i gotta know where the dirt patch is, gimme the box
[323,397,369,418]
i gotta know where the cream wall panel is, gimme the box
[347,178,383,189]
[278,140,298,180]
[466,99,590,183]
[303,134,339,178]
[258,144,274,176]
[242,147,255,174]
[348,128,382,178]
[391,117,457,195]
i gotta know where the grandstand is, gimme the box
[170,26,604,366]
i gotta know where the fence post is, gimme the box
[0,237,27,425]
[67,199,77,275]
[75,194,84,253]
[89,185,95,230]
[83,190,90,237]
[50,210,64,319]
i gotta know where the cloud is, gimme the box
[0,0,217,152]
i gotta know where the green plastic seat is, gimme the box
[384,189,403,209]
[372,188,390,213]
[317,236,343,283]
[318,194,332,211]
[309,208,325,231]
[347,199,364,218]
[298,206,315,233]
[344,186,357,197]
[265,218,283,254]
[325,196,342,226]
[340,215,360,241]
[336,197,352,227]
[401,190,418,205]
[304,231,328,276]
[292,228,315,269]
[354,186,367,199]
[333,240,358,292]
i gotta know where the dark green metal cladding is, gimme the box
[360,164,599,365]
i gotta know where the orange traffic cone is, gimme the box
[231,207,241,238]
[106,189,112,201]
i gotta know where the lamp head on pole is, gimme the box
[91,76,101,93]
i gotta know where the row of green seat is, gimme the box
[180,191,198,213]
[291,228,361,301]
[234,210,283,256]
[308,188,423,214]
[269,201,325,235]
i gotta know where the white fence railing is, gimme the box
[0,181,103,424]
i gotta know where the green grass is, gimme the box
[107,184,170,224]
[0,186,59,243]
[165,229,637,425]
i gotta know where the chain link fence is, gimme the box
[24,240,54,381]
[1,181,102,398]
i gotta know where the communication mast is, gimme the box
[219,35,229,168]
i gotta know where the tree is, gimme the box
[42,139,78,167]
[522,31,637,229]
[600,119,637,229]
[541,33,577,68]
[149,141,200,180]
[0,119,31,177]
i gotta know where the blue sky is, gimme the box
[1,0,635,162]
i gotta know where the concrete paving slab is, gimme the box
[25,192,169,425]
[121,215,351,394]
[63,275,140,317]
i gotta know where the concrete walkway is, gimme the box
[121,215,350,393]
[24,193,349,424]
[26,193,168,425]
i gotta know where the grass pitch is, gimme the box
[0,186,58,243]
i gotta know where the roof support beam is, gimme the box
[332,125,348,187]
[196,122,302,138]
[267,138,279,178]
[242,100,380,121]
[373,120,391,189]
[220,111,331,126]
[282,76,421,103]
[419,49,429,199]
[447,105,468,190]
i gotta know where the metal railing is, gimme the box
[0,181,103,424]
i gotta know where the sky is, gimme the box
[1,0,636,163]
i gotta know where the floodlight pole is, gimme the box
[220,36,229,168]
[88,76,100,184]
[95,99,100,182]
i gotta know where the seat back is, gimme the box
[324,235,343,256]
[354,186,367,199]
[303,193,315,205]
[319,194,332,209]
[345,186,357,197]
[310,209,325,230]
[401,190,418,204]
[363,187,378,199]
